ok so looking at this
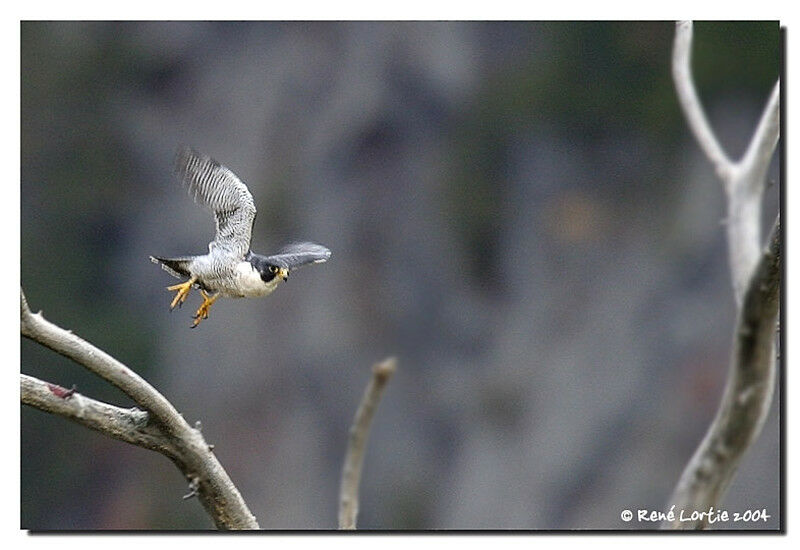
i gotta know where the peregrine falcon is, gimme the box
[151,147,331,328]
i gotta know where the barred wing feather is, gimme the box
[174,146,257,258]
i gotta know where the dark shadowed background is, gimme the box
[20,21,780,529]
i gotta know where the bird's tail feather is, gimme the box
[150,256,194,279]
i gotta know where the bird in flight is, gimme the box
[151,147,331,328]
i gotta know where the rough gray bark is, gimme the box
[20,288,259,530]
[663,221,780,529]
[663,21,781,529]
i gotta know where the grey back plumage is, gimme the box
[174,146,257,259]
[261,242,332,270]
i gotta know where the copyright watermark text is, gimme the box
[620,506,771,525]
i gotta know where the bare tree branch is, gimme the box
[338,357,397,530]
[21,374,177,457]
[21,290,186,437]
[665,20,781,529]
[20,288,259,530]
[664,218,780,529]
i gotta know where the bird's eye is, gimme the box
[269,265,277,273]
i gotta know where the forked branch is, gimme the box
[664,21,781,529]
[20,288,259,530]
[672,20,781,303]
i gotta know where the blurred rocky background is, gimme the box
[21,21,780,529]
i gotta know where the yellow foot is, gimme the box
[191,291,219,328]
[167,276,197,310]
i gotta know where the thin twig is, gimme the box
[338,357,397,530]
[664,218,780,529]
[739,80,781,190]
[672,20,733,180]
[20,288,259,530]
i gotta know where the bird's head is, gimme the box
[260,264,289,283]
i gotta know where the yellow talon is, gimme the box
[191,291,219,328]
[167,276,197,310]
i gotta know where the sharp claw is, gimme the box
[179,288,217,329]
[166,276,197,312]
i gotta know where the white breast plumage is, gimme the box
[231,261,280,298]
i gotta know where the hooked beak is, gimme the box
[278,268,289,282]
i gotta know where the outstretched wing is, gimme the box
[264,242,332,270]
[174,146,257,258]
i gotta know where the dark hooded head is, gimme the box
[260,263,289,283]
